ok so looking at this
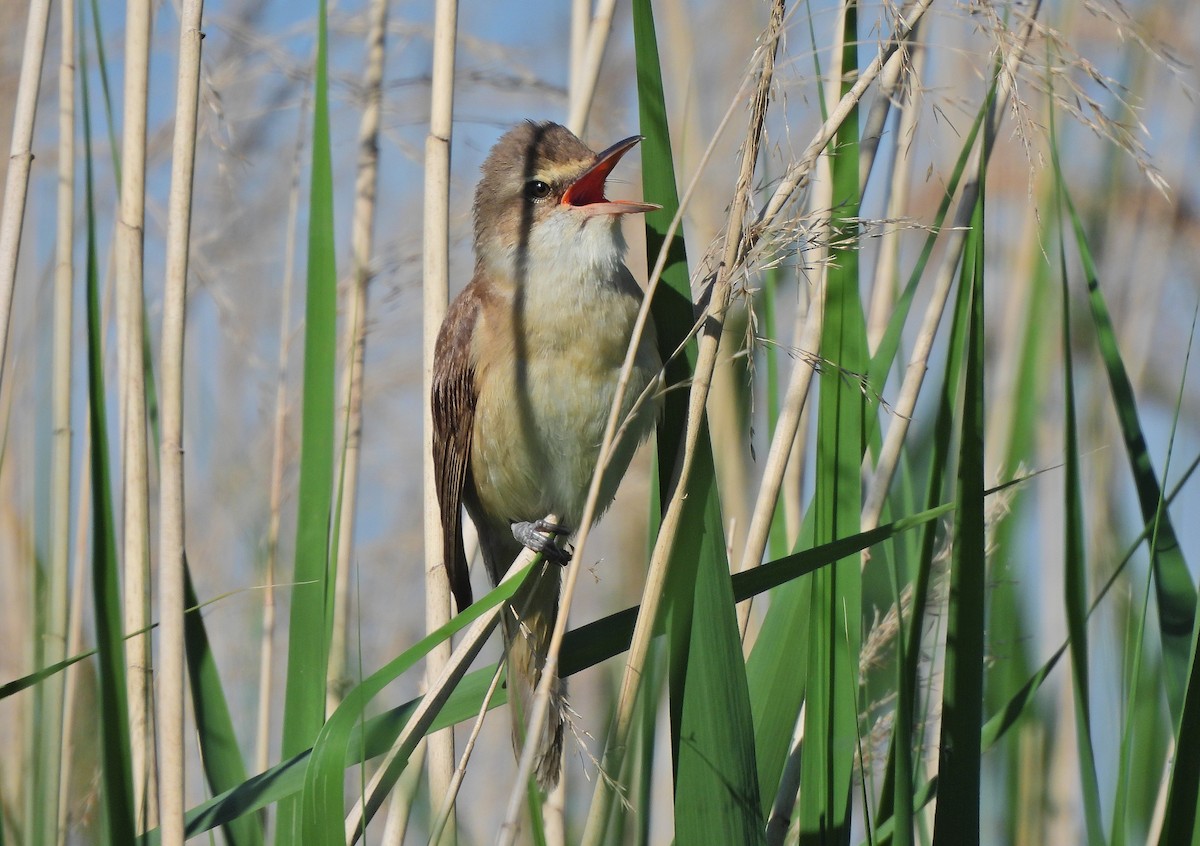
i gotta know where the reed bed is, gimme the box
[0,0,1197,844]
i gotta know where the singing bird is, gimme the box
[432,121,662,788]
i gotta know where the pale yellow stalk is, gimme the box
[115,0,157,828]
[737,140,833,639]
[422,0,459,841]
[568,0,590,108]
[756,5,849,809]
[157,0,206,842]
[0,0,50,394]
[866,35,925,352]
[426,662,506,846]
[58,442,90,845]
[566,0,617,135]
[756,0,935,231]
[380,739,428,845]
[42,0,75,838]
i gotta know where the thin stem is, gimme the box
[568,0,590,109]
[566,0,618,136]
[255,89,311,779]
[157,1,206,842]
[345,550,540,843]
[427,661,506,846]
[116,0,156,828]
[41,0,76,840]
[328,0,389,715]
[861,5,1041,531]
[380,739,428,845]
[422,0,460,841]
[726,0,938,593]
[866,32,925,352]
[755,0,934,236]
[0,0,51,394]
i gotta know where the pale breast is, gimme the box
[470,270,661,531]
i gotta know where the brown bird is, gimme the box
[432,121,662,789]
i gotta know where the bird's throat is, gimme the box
[479,211,629,303]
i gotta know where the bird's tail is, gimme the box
[502,562,565,791]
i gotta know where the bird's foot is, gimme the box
[512,519,572,565]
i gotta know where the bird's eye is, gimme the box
[525,180,552,201]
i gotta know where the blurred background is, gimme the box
[0,0,1197,842]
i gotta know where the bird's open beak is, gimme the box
[562,135,661,216]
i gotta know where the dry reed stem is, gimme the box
[754,0,935,238]
[116,0,157,827]
[42,0,76,838]
[255,89,310,779]
[569,0,590,108]
[426,661,506,846]
[765,702,806,845]
[380,738,427,845]
[543,774,567,846]
[866,33,924,352]
[157,1,206,842]
[422,0,459,840]
[737,159,835,639]
[566,0,618,135]
[858,33,911,189]
[536,6,604,836]
[327,0,388,716]
[720,0,936,600]
[861,2,1042,533]
[344,547,542,844]
[0,0,50,396]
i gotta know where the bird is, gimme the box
[431,121,663,789]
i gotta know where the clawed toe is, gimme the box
[511,520,573,565]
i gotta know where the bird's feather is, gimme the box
[432,285,482,613]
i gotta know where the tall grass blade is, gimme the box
[747,516,812,834]
[86,0,120,180]
[930,176,986,846]
[182,562,263,846]
[797,6,865,842]
[881,224,975,844]
[80,12,136,837]
[1158,637,1200,846]
[1156,319,1200,845]
[864,457,1200,846]
[665,442,765,845]
[983,207,1051,846]
[276,0,338,839]
[173,505,952,840]
[1052,108,1107,845]
[631,3,763,840]
[1059,163,1195,725]
[300,563,531,843]
[865,103,986,417]
[632,0,690,444]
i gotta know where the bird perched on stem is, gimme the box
[432,121,662,789]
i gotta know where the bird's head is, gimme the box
[473,121,659,278]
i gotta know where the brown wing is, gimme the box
[431,286,481,613]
